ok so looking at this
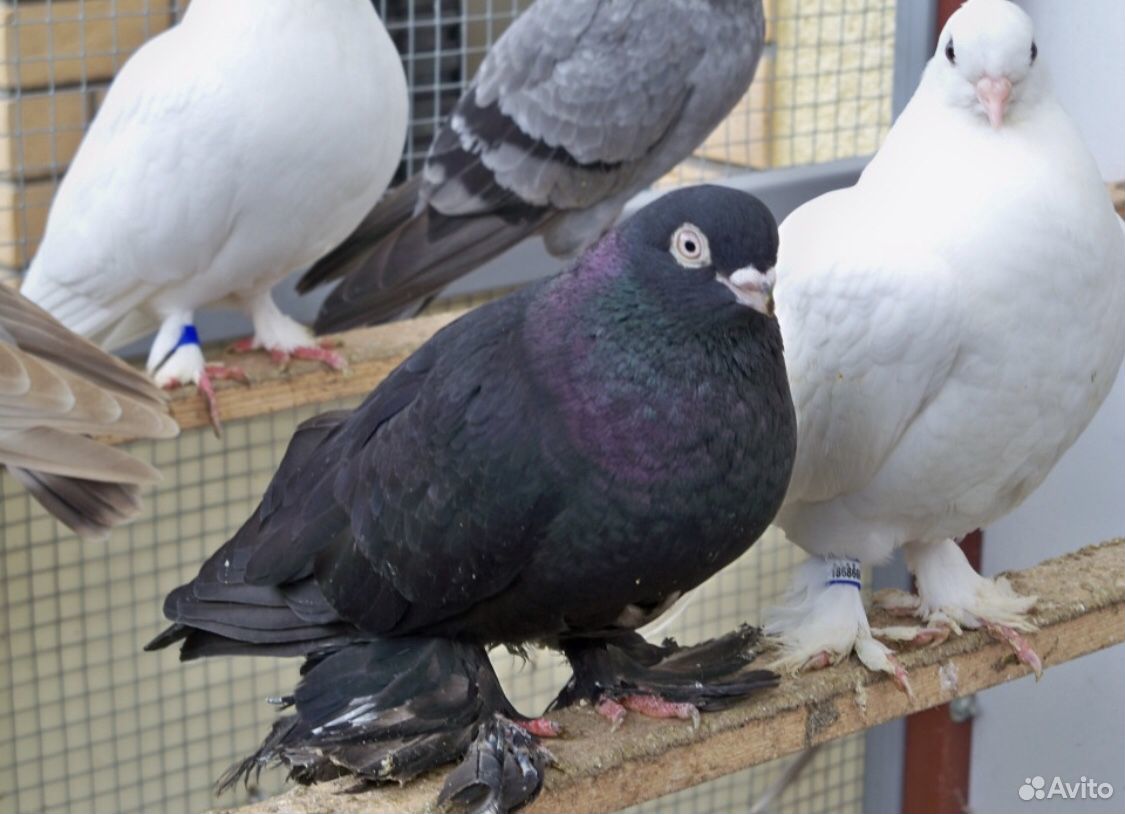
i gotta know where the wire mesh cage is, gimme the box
[0,1,899,812]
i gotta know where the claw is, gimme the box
[985,622,1043,679]
[872,625,951,646]
[800,651,835,671]
[163,363,245,438]
[888,654,915,699]
[620,694,701,730]
[595,698,627,731]
[855,636,915,700]
[514,717,562,738]
[910,626,951,646]
[205,363,249,384]
[289,343,346,370]
[226,337,255,354]
[228,337,346,372]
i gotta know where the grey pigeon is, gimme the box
[0,286,179,541]
[301,0,767,333]
[148,186,794,813]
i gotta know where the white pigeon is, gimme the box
[21,0,409,432]
[767,0,1125,691]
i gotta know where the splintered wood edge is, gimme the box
[216,540,1124,814]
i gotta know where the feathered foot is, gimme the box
[765,558,914,698]
[438,717,554,814]
[594,694,701,731]
[554,626,777,731]
[235,293,346,371]
[218,638,550,814]
[874,538,1041,678]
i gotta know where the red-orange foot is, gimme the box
[985,622,1043,679]
[163,363,249,437]
[228,337,345,371]
[514,716,562,738]
[800,650,835,671]
[596,694,701,730]
[800,647,913,698]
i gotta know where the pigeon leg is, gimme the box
[151,324,248,436]
[874,539,1043,678]
[221,639,550,814]
[512,717,562,738]
[765,557,915,698]
[554,626,777,730]
[438,716,553,814]
[233,290,345,371]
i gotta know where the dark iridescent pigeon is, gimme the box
[300,0,767,334]
[148,186,794,814]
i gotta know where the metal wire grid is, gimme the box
[0,1,900,811]
[0,0,897,274]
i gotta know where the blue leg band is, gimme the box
[176,324,200,349]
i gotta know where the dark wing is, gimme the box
[153,287,562,655]
[303,0,719,333]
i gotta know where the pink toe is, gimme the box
[290,345,346,371]
[802,651,834,671]
[516,717,562,738]
[596,698,627,730]
[620,694,699,726]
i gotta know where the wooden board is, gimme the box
[216,540,1125,814]
[0,0,174,90]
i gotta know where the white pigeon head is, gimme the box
[928,0,1045,129]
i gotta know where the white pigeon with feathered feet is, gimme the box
[767,0,1125,692]
[21,0,408,432]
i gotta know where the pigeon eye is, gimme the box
[1030,41,1038,63]
[670,224,711,268]
[945,40,956,64]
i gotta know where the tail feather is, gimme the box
[217,639,512,791]
[8,467,143,542]
[553,625,779,712]
[298,175,425,294]
[311,206,551,335]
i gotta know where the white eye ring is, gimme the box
[670,223,711,268]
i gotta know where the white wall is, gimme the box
[1018,0,1125,182]
[972,371,1124,813]
[969,4,1125,812]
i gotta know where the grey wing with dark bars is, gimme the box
[302,0,766,333]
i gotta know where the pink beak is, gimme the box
[975,75,1012,129]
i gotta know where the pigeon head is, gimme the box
[616,185,779,319]
[930,0,1045,129]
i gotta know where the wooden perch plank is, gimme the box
[219,539,1124,814]
[164,311,464,432]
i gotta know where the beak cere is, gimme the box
[720,265,776,317]
[976,75,1012,129]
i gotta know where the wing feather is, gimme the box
[776,191,963,505]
